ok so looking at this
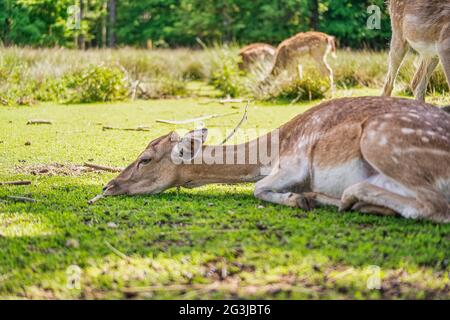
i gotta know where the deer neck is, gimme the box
[178,135,276,187]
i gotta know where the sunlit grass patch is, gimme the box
[0,212,53,237]
[0,92,449,299]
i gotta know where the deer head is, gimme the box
[102,128,208,196]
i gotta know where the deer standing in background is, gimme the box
[267,31,336,88]
[238,43,276,71]
[382,0,450,101]
[100,97,450,223]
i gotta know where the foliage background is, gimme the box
[0,0,392,49]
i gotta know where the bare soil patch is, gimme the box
[15,163,109,176]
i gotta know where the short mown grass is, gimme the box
[0,87,449,299]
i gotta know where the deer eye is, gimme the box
[138,158,152,166]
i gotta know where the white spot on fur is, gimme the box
[366,130,377,140]
[407,113,420,119]
[402,147,450,156]
[401,128,415,134]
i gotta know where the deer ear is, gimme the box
[172,129,208,162]
[183,128,208,143]
[169,131,181,142]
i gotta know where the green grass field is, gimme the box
[0,86,449,299]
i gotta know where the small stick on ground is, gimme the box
[102,125,150,132]
[220,100,250,145]
[0,181,32,186]
[104,240,131,261]
[87,194,104,205]
[84,162,123,173]
[27,119,52,125]
[219,97,245,104]
[156,112,238,125]
[7,196,36,202]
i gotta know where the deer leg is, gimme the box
[412,57,439,102]
[324,57,334,93]
[313,54,335,93]
[254,166,309,208]
[353,121,450,223]
[382,36,408,97]
[254,167,340,210]
[269,46,289,78]
[238,54,246,71]
[259,48,288,88]
[437,35,450,93]
[351,202,398,217]
[410,58,425,92]
[302,192,341,207]
[340,182,448,223]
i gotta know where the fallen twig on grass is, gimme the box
[0,181,32,186]
[220,100,250,145]
[198,98,249,105]
[104,240,131,261]
[219,97,245,104]
[6,196,36,202]
[198,92,253,105]
[83,162,123,173]
[27,119,52,125]
[87,194,104,205]
[102,125,150,132]
[156,112,238,125]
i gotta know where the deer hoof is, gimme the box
[339,194,359,212]
[296,194,316,211]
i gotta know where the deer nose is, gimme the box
[103,181,116,192]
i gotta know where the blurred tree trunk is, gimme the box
[310,0,319,30]
[77,0,85,49]
[101,1,107,48]
[1,0,12,46]
[86,0,91,48]
[108,0,116,48]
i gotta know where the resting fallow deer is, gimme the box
[101,97,450,223]
[266,31,336,88]
[238,43,276,71]
[382,0,450,101]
